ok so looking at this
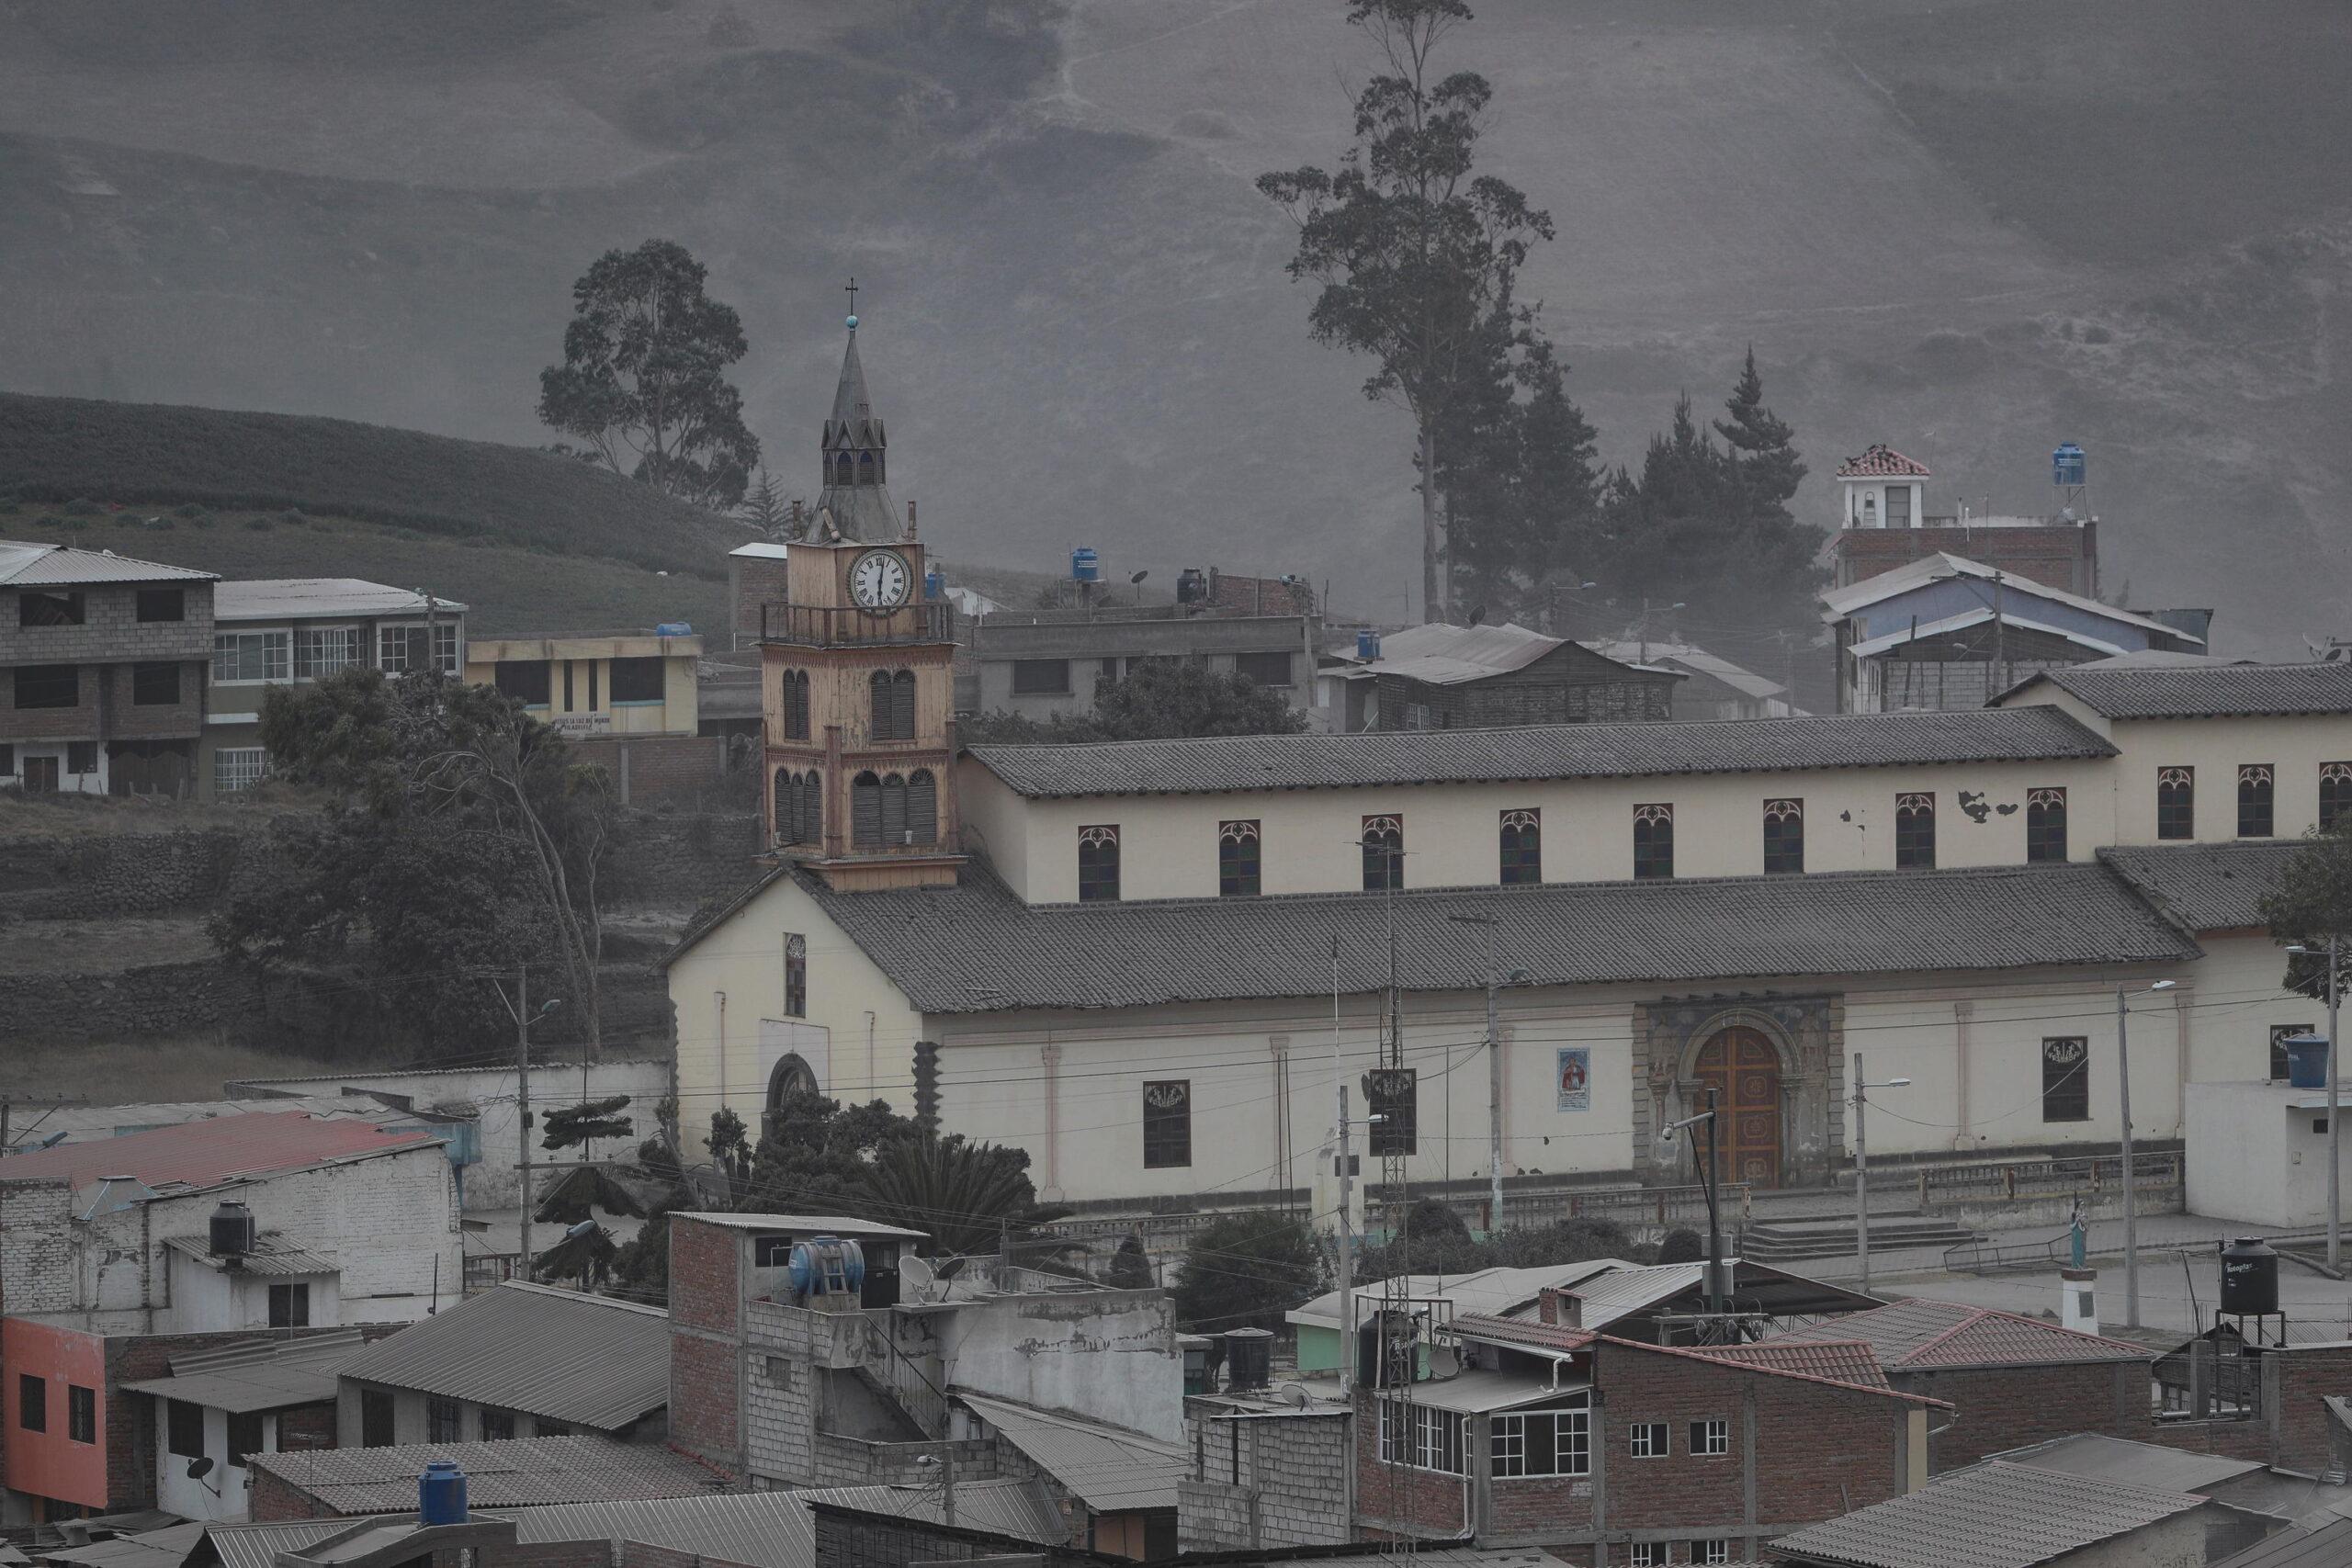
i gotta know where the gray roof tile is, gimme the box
[2098,841,2302,932]
[1771,1461,2204,1568]
[2005,661,2352,719]
[333,1281,668,1432]
[805,861,2201,1015]
[952,1392,1182,1512]
[243,1436,719,1514]
[967,705,2115,798]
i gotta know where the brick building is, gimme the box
[1828,444,2102,596]
[0,539,216,795]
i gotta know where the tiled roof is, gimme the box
[2212,1517,2352,1568]
[1771,1298,2150,1370]
[1990,1432,2263,1494]
[792,860,2199,1015]
[1836,444,1931,479]
[2097,842,2301,932]
[243,1436,722,1514]
[1683,1339,1889,1388]
[0,539,217,585]
[1452,1314,1595,1352]
[1599,1337,1934,1406]
[953,1391,1183,1512]
[1999,661,2352,718]
[164,1232,339,1276]
[0,1111,435,1195]
[334,1280,670,1431]
[965,705,2114,798]
[1770,1461,2202,1568]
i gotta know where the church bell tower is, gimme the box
[759,308,962,891]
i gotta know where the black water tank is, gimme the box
[2220,1236,2279,1316]
[209,1199,255,1258]
[1225,1328,1272,1391]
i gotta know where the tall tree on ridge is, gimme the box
[1259,0,1554,624]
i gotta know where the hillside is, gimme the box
[0,1,2346,648]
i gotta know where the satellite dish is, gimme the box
[187,1457,214,1480]
[1429,1345,1463,1379]
[901,1253,938,1302]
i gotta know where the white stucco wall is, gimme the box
[2093,714,2352,848]
[940,1291,1181,1442]
[154,1406,278,1521]
[2187,1081,2352,1228]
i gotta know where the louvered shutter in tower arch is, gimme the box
[907,770,937,845]
[879,773,910,845]
[853,772,883,848]
[891,670,917,740]
[869,671,893,739]
[774,767,794,840]
[804,772,822,846]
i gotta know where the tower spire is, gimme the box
[814,304,899,543]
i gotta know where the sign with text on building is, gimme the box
[549,713,612,737]
[1556,1047,1590,1112]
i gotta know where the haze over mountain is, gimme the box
[3,0,2347,651]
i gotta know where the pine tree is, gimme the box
[1712,345,1806,525]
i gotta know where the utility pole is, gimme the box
[1336,1082,1355,1398]
[516,964,533,1283]
[1487,967,1503,1237]
[2113,979,2174,1329]
[2290,939,2344,1269]
[1850,1055,1911,1298]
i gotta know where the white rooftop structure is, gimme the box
[213,578,466,621]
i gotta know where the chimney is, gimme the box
[1537,1288,1579,1328]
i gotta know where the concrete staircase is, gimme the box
[1742,1210,1977,1262]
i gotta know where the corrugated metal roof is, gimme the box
[212,579,463,621]
[1771,1461,2203,1568]
[1589,640,1788,700]
[6,1095,398,1146]
[333,1281,668,1431]
[952,1392,1182,1513]
[243,1436,720,1513]
[774,859,2200,1016]
[2000,660,2352,718]
[1291,1262,1629,1330]
[669,1210,930,1239]
[1770,1298,2149,1370]
[967,704,2114,798]
[39,1523,206,1568]
[2213,1517,2352,1568]
[2098,841,2301,932]
[1343,622,1581,684]
[0,1111,435,1195]
[0,540,217,585]
[1991,1433,2264,1494]
[121,1328,366,1414]
[1819,553,2193,643]
[163,1233,340,1277]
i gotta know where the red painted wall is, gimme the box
[2,1320,109,1510]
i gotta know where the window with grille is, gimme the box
[2272,1024,2316,1082]
[2042,1037,2090,1122]
[1500,809,1542,885]
[12,664,78,709]
[1219,820,1261,897]
[2238,764,2276,839]
[136,589,186,623]
[1234,650,1293,688]
[1690,1418,1729,1455]
[1630,1548,1660,1568]
[493,660,551,705]
[377,623,459,675]
[782,671,811,739]
[215,748,267,795]
[19,1374,45,1433]
[1365,1067,1417,1156]
[785,934,807,1018]
[295,626,361,679]
[1633,804,1674,880]
[609,656,665,704]
[426,1397,462,1443]
[1490,1402,1591,1477]
[2157,767,2195,840]
[1378,1402,1464,1474]
[268,1282,310,1327]
[1691,1541,1731,1564]
[2324,763,2352,834]
[1762,799,1804,874]
[67,1385,95,1445]
[479,1408,514,1441]
[226,1410,265,1468]
[2027,787,2068,863]
[1012,659,1069,695]
[1362,815,1403,891]
[1629,1421,1669,1459]
[1895,793,1936,869]
[167,1399,204,1459]
[1079,825,1121,902]
[1143,1080,1192,1168]
[215,631,291,683]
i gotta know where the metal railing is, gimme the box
[761,602,952,646]
[1917,1149,2184,1208]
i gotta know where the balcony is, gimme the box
[761,602,952,648]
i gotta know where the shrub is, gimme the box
[1655,1227,1706,1265]
[174,501,203,518]
[280,507,308,525]
[61,496,98,515]
[243,516,275,531]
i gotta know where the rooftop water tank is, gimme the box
[2052,443,2086,488]
[1070,547,1101,583]
[788,1235,866,1300]
[418,1461,469,1526]
[1224,1328,1273,1391]
[1356,630,1382,661]
[654,621,694,637]
[1177,569,1208,605]
[924,568,944,602]
[2220,1236,2279,1317]
[209,1199,255,1258]
[2280,1032,2329,1089]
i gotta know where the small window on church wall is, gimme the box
[1079,825,1121,902]
[785,934,807,1018]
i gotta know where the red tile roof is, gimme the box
[1680,1338,1890,1388]
[1453,1313,1596,1352]
[1772,1298,2149,1369]
[1837,444,1932,479]
[0,1111,435,1194]
[1599,1335,1949,1406]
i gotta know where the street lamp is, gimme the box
[1849,1056,1913,1296]
[2116,978,2177,1328]
[1660,1095,1729,1317]
[2287,940,2344,1269]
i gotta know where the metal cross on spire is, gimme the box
[843,276,859,315]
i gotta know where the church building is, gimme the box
[666,327,2352,1213]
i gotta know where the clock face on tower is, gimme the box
[848,548,911,611]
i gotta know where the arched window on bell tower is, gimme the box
[834,452,854,487]
[857,451,876,486]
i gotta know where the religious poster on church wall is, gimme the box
[1556,1047,1591,1112]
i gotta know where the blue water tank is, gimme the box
[2052,443,2086,488]
[924,568,944,601]
[787,1235,867,1298]
[1070,547,1101,583]
[2281,1033,2330,1089]
[1357,630,1382,660]
[418,1461,468,1526]
[654,621,694,637]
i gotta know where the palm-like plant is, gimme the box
[857,1134,1071,1259]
